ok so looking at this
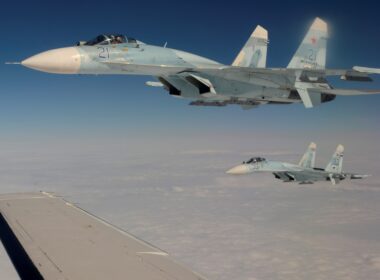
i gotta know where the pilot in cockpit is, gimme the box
[115,36,123,44]
[82,34,131,46]
[111,35,125,44]
[244,157,265,164]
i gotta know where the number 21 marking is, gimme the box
[98,47,109,59]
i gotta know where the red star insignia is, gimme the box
[311,37,317,44]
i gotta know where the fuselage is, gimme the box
[226,160,346,183]
[21,43,220,75]
[20,37,334,105]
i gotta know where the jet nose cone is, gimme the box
[22,47,81,74]
[226,165,249,175]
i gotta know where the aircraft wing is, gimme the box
[205,66,380,77]
[0,192,207,280]
[104,61,380,109]
[103,61,380,81]
[274,171,320,183]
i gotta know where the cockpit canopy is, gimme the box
[78,34,138,46]
[244,157,266,164]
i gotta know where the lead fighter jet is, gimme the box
[226,143,369,185]
[16,18,380,109]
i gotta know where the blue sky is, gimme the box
[1,2,380,279]
[0,0,380,142]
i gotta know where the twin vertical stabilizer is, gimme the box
[288,17,328,69]
[325,144,344,173]
[233,25,268,68]
[299,142,317,168]
[299,142,344,174]
[289,17,330,108]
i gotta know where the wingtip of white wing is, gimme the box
[311,17,328,32]
[252,25,268,39]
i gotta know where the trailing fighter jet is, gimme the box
[226,143,369,185]
[15,18,380,109]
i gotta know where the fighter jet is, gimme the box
[226,143,369,185]
[15,17,380,109]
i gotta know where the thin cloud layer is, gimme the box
[0,136,379,280]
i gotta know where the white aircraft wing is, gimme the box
[0,192,207,280]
